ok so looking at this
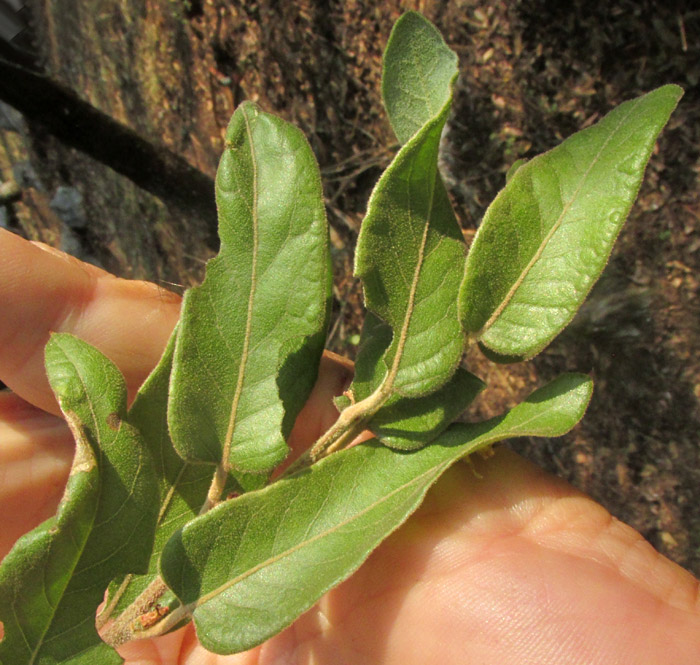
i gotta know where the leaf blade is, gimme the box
[160,374,592,655]
[382,11,458,145]
[0,334,159,664]
[367,367,485,449]
[169,102,331,473]
[353,15,464,399]
[99,329,216,643]
[350,313,485,450]
[459,85,683,357]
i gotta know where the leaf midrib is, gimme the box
[188,407,552,612]
[189,458,447,611]
[382,152,440,394]
[477,95,642,338]
[321,107,454,455]
[379,36,455,395]
[222,109,259,470]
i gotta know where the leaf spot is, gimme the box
[106,412,121,430]
[137,605,169,630]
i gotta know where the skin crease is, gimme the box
[0,227,699,664]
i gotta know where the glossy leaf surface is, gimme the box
[353,12,465,398]
[160,373,592,655]
[169,102,331,473]
[0,334,158,664]
[460,85,683,358]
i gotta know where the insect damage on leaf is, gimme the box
[0,334,158,665]
[65,411,97,476]
[136,604,170,630]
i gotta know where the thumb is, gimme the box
[0,229,181,415]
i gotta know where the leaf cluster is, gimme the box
[0,12,682,663]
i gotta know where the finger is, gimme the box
[1,228,357,466]
[0,229,181,415]
[114,624,192,665]
[0,391,74,559]
[296,447,700,664]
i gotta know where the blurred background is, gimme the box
[1,0,698,574]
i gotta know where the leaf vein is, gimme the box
[478,95,644,337]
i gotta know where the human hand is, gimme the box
[1,228,699,664]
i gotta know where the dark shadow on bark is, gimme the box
[0,56,219,249]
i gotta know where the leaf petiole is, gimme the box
[101,576,170,646]
[199,464,229,514]
[308,383,390,462]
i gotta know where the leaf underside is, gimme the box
[0,334,158,665]
[0,11,683,664]
[160,374,592,655]
[351,11,465,400]
[168,101,331,474]
[459,84,683,358]
[100,330,224,643]
[352,313,485,450]
[382,11,458,145]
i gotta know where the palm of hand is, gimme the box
[1,230,698,664]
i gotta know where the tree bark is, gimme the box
[0,0,401,286]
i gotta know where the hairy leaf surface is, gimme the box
[0,334,158,664]
[351,313,485,449]
[460,85,683,357]
[99,330,213,644]
[367,368,484,449]
[382,11,457,145]
[169,102,331,473]
[160,374,592,655]
[506,158,527,183]
[353,12,464,399]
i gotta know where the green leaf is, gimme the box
[169,102,331,473]
[0,433,118,665]
[350,313,485,450]
[0,334,159,664]
[382,11,458,145]
[159,373,592,655]
[367,368,485,450]
[353,13,464,399]
[505,158,527,183]
[98,330,214,645]
[477,342,526,365]
[459,85,683,358]
[349,312,394,399]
